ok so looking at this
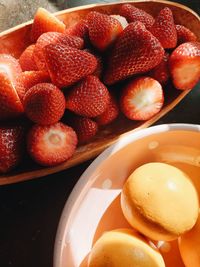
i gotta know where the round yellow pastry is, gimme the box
[88,228,165,267]
[179,213,200,267]
[121,162,199,241]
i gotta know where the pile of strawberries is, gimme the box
[0,4,200,173]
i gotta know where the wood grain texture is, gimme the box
[0,0,199,185]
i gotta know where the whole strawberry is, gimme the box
[0,125,25,173]
[33,32,84,71]
[87,11,123,51]
[120,77,164,121]
[27,122,77,166]
[19,44,38,71]
[169,42,200,90]
[150,7,177,49]
[44,43,97,87]
[119,4,155,30]
[104,21,164,85]
[176,25,197,45]
[24,83,66,125]
[66,75,110,117]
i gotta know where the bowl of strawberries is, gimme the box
[0,0,199,185]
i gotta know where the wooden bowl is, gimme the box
[0,0,200,185]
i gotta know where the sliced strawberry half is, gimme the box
[44,43,97,87]
[24,83,66,125]
[65,75,110,117]
[176,25,197,45]
[0,54,24,119]
[27,122,77,166]
[119,4,155,30]
[33,32,84,71]
[120,77,164,121]
[19,44,38,71]
[87,11,123,51]
[16,70,50,94]
[0,124,25,173]
[150,7,177,49]
[104,21,164,85]
[169,42,200,90]
[30,7,66,42]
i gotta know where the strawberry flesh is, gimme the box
[120,77,164,121]
[27,122,77,166]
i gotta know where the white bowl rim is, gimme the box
[53,123,200,267]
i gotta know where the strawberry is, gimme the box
[66,75,110,117]
[33,32,84,71]
[0,54,24,119]
[16,71,50,94]
[44,43,97,87]
[169,42,200,90]
[0,124,25,173]
[65,19,89,40]
[150,7,177,49]
[69,116,98,144]
[120,77,164,121]
[27,122,77,166]
[95,94,119,126]
[104,21,164,85]
[30,7,66,42]
[148,52,170,85]
[119,4,155,30]
[110,15,129,29]
[19,44,38,71]
[176,25,197,45]
[24,83,66,125]
[84,49,103,78]
[87,11,123,51]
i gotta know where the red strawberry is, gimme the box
[150,7,177,49]
[17,71,50,94]
[19,44,38,71]
[27,122,77,166]
[120,77,164,121]
[176,25,197,45]
[24,83,66,125]
[70,116,98,144]
[0,54,24,119]
[66,75,110,117]
[110,15,129,29]
[104,21,164,85]
[169,42,200,90]
[44,43,97,87]
[148,52,170,85]
[84,49,103,78]
[0,125,25,173]
[95,94,119,126]
[30,8,66,42]
[87,11,123,51]
[119,4,155,30]
[33,32,84,71]
[65,19,89,40]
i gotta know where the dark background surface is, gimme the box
[0,1,200,267]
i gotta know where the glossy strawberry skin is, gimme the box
[27,122,77,166]
[24,83,66,125]
[0,125,25,173]
[33,32,84,71]
[119,4,155,30]
[150,7,177,49]
[30,7,66,42]
[65,19,89,40]
[104,21,164,85]
[95,94,119,126]
[19,44,38,71]
[44,44,97,88]
[87,11,123,51]
[176,25,197,45]
[66,75,110,118]
[169,42,200,90]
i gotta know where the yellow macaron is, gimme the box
[121,162,199,241]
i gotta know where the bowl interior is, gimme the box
[56,125,200,267]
